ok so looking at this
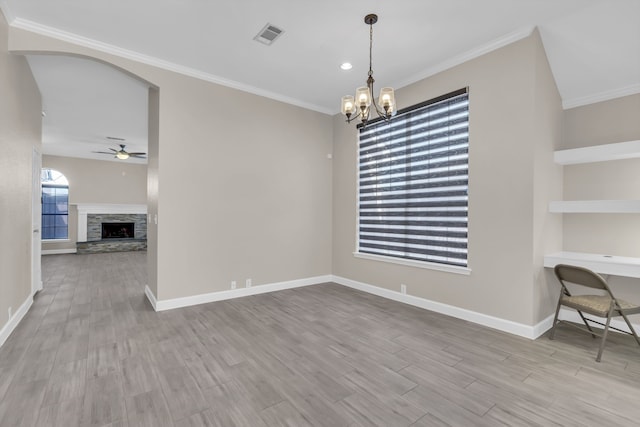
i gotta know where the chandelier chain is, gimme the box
[369,23,374,76]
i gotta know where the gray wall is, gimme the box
[333,30,563,327]
[147,88,159,297]
[0,10,41,336]
[561,94,640,320]
[10,25,334,302]
[8,18,633,332]
[43,155,147,204]
[41,154,147,252]
[561,94,640,257]
[531,30,564,324]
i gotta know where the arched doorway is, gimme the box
[21,52,160,298]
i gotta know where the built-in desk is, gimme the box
[544,251,640,279]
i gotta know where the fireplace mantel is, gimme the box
[75,204,147,242]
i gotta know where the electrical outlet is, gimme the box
[8,306,12,320]
[231,281,236,290]
[400,284,407,294]
[246,279,252,288]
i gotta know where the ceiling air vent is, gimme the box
[253,23,284,46]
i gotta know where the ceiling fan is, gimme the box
[94,144,146,160]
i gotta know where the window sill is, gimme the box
[42,239,70,243]
[353,252,472,275]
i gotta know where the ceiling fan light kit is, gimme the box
[341,14,397,127]
[116,151,130,160]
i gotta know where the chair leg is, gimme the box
[596,307,615,362]
[549,296,563,340]
[576,310,597,338]
[619,312,640,347]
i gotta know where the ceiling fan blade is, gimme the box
[94,146,146,159]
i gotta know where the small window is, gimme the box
[357,89,469,268]
[41,169,69,240]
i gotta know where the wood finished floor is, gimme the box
[1,252,640,426]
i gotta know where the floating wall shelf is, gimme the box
[549,200,640,213]
[547,141,640,275]
[554,140,640,165]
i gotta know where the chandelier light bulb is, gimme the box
[378,87,396,115]
[356,87,371,108]
[341,95,356,117]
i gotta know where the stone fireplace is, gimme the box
[76,204,147,254]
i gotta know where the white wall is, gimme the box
[0,10,41,343]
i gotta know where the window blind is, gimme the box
[358,89,469,267]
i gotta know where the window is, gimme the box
[357,88,469,269]
[41,169,69,240]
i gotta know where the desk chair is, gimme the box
[550,264,640,362]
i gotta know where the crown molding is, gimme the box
[0,0,15,24]
[562,83,640,110]
[12,15,636,114]
[395,25,536,90]
[75,203,147,215]
[10,18,334,115]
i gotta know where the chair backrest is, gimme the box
[554,264,611,293]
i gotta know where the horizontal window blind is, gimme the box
[358,89,469,267]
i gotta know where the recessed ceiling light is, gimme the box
[340,62,353,70]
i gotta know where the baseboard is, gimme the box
[142,273,578,340]
[144,285,158,311]
[42,248,77,255]
[532,314,556,339]
[0,293,33,348]
[332,275,551,340]
[558,308,640,334]
[147,275,333,312]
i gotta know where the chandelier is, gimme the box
[341,14,396,126]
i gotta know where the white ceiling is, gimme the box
[26,54,149,164]
[2,0,639,163]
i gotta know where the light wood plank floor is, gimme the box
[1,252,639,426]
